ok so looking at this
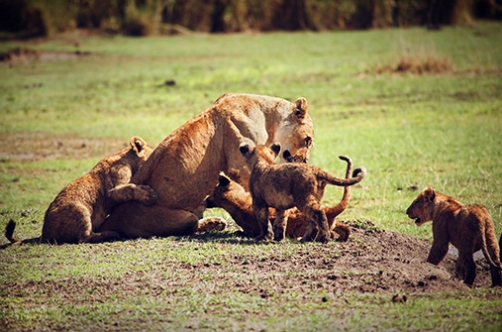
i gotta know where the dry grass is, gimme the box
[373,53,453,75]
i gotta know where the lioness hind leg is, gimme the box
[80,231,121,244]
[108,184,158,206]
[100,204,201,238]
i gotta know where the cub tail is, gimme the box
[325,156,353,220]
[319,158,366,187]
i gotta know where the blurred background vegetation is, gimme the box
[1,0,501,38]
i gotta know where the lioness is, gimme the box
[205,155,356,241]
[239,142,366,242]
[99,93,315,238]
[4,136,157,245]
[406,187,502,287]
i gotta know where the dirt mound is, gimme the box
[187,221,494,295]
[320,222,477,293]
[1,222,494,304]
[0,47,90,64]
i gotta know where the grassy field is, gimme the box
[1,21,502,330]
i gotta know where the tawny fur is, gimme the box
[406,187,502,287]
[4,136,157,246]
[240,143,366,242]
[99,93,315,239]
[206,155,356,241]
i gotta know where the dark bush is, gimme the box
[0,0,497,38]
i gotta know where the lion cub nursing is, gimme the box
[5,136,157,245]
[206,155,357,241]
[239,142,366,242]
[407,187,502,287]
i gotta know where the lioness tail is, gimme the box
[2,219,41,248]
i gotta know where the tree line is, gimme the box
[1,0,501,38]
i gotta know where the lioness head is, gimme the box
[406,187,436,226]
[239,143,280,169]
[275,97,314,163]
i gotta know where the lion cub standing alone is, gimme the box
[5,136,157,245]
[239,143,366,242]
[406,187,502,287]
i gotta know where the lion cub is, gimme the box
[239,143,366,242]
[206,155,356,241]
[5,136,157,245]
[406,187,502,287]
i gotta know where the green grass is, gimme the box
[1,21,502,330]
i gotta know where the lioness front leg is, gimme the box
[108,184,158,206]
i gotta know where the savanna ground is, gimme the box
[1,22,502,330]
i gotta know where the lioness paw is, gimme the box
[197,217,227,233]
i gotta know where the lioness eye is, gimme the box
[305,136,312,148]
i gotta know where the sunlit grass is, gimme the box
[1,21,502,330]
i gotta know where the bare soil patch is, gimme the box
[0,132,127,161]
[3,223,493,307]
[188,222,492,295]
[0,47,91,64]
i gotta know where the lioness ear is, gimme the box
[423,187,436,202]
[294,97,308,119]
[271,143,281,156]
[130,136,146,153]
[239,143,250,156]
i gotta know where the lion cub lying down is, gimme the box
[5,136,157,245]
[239,143,366,242]
[406,187,502,287]
[206,155,357,241]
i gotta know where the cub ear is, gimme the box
[423,187,436,202]
[294,97,308,119]
[130,136,147,153]
[239,143,250,156]
[271,143,281,156]
[218,174,231,187]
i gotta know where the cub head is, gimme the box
[239,143,280,169]
[406,187,436,226]
[205,174,247,209]
[282,147,310,163]
[129,136,154,163]
[274,97,314,163]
